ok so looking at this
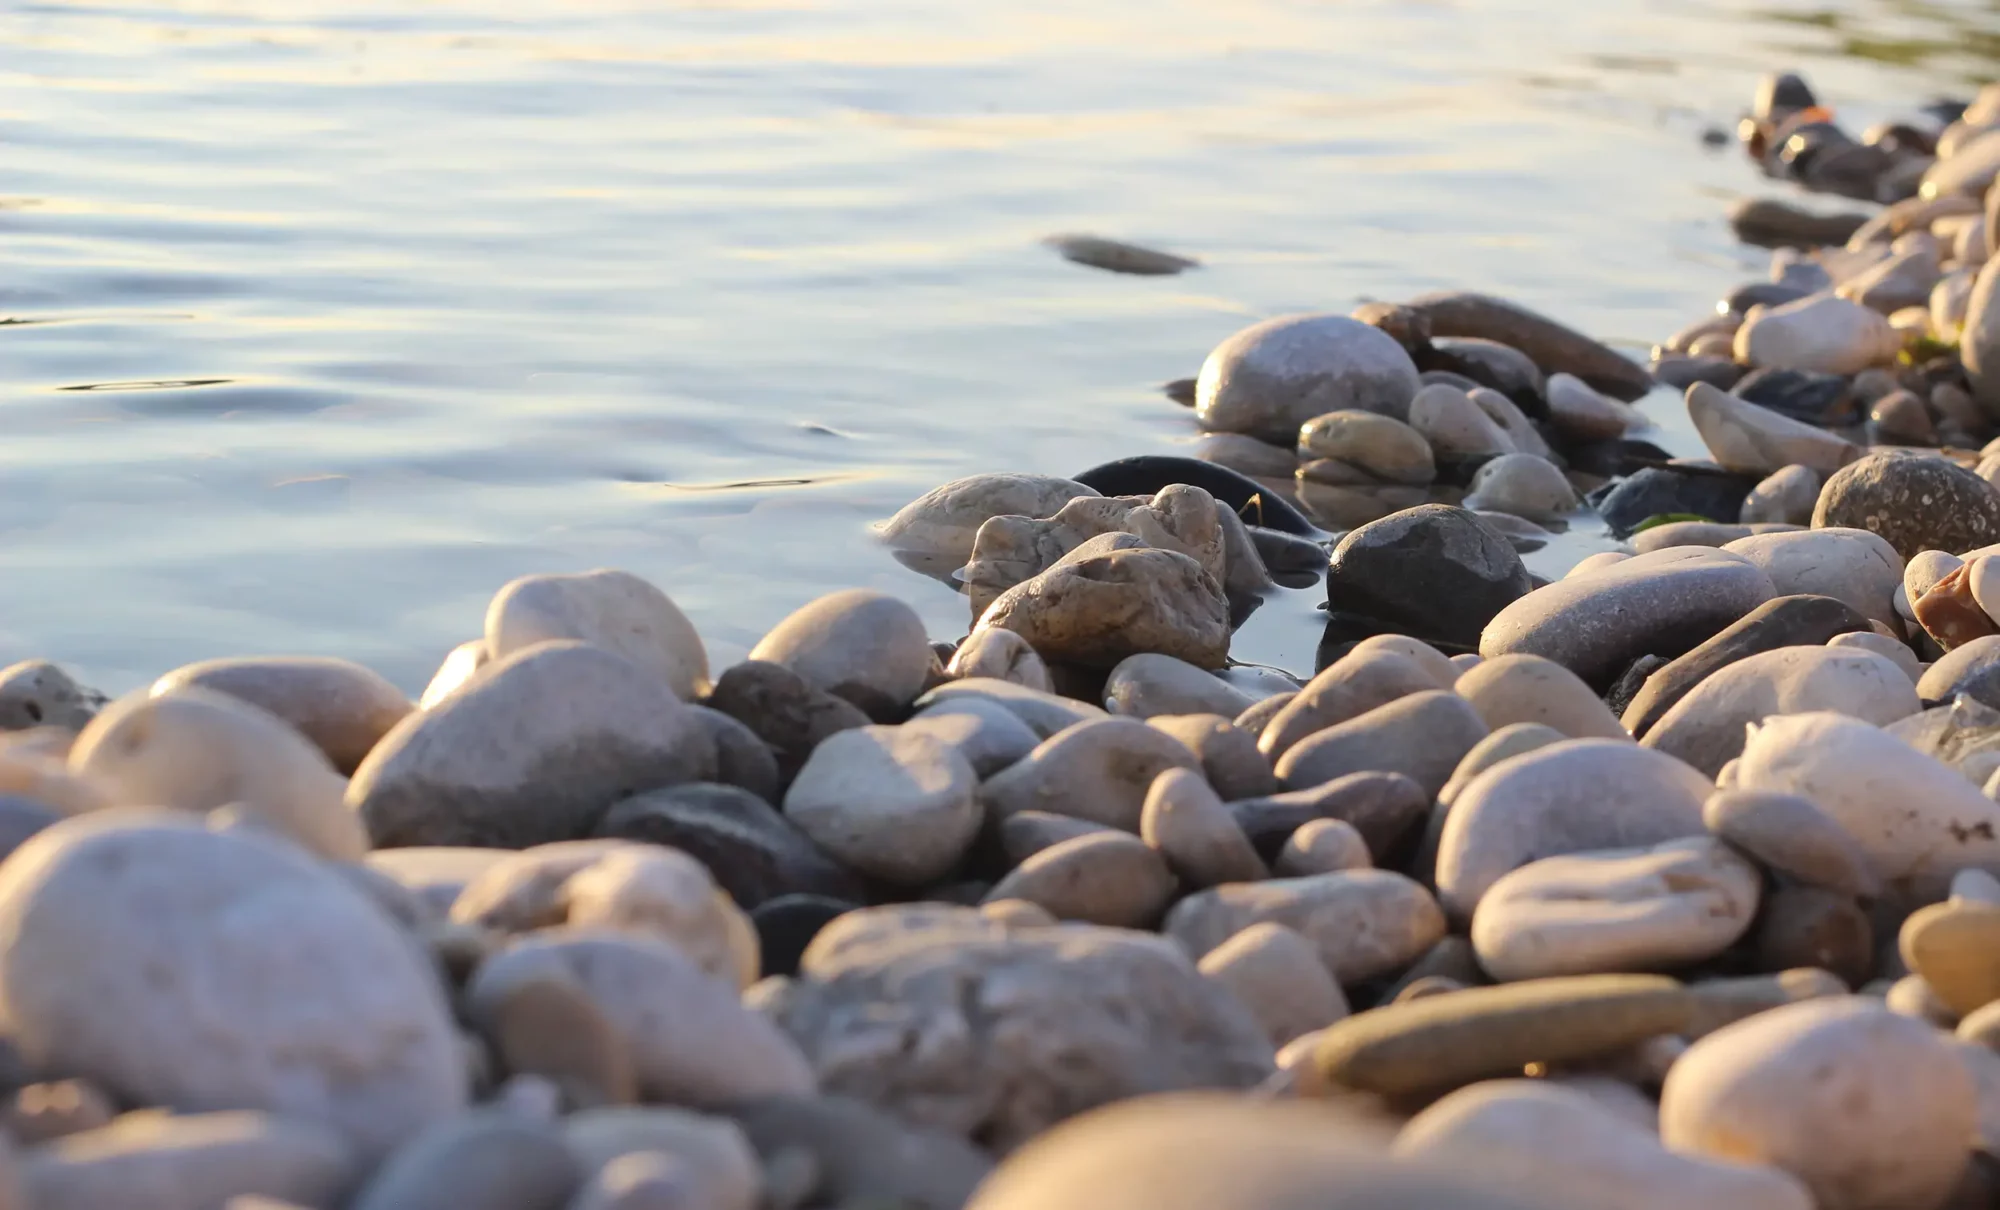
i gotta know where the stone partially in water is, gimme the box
[1295,410,1434,485]
[1323,505,1531,649]
[961,487,1229,620]
[1813,453,2000,561]
[1461,454,1580,523]
[1043,234,1197,275]
[1404,290,1653,400]
[1195,314,1422,442]
[1595,465,1761,536]
[880,474,1097,573]
[1407,384,1515,459]
[0,661,102,732]
[975,547,1231,670]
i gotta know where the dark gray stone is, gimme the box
[1651,355,1747,393]
[1916,634,2000,707]
[1228,770,1428,861]
[1619,594,1872,738]
[0,795,58,863]
[1723,282,1812,314]
[729,1096,992,1210]
[687,705,782,803]
[1593,466,1761,537]
[1813,452,2000,560]
[1404,290,1653,401]
[593,783,865,909]
[1323,505,1532,648]
[752,894,859,978]
[1416,337,1547,415]
[1726,198,1870,249]
[1733,367,1856,425]
[704,661,871,783]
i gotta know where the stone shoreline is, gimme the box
[2,67,2000,1210]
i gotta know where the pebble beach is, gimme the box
[19,21,2000,1210]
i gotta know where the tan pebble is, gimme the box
[985,832,1177,928]
[946,629,1054,693]
[4,1080,114,1145]
[1144,714,1278,801]
[1256,651,1440,760]
[1198,922,1350,1047]
[1166,870,1445,985]
[1274,818,1370,876]
[1900,898,2000,1017]
[996,810,1116,865]
[150,656,412,775]
[1452,654,1628,740]
[1140,768,1266,888]
[980,898,1057,928]
[488,974,638,1111]
[1701,789,1881,898]
[1885,973,1960,1027]
[1959,998,2000,1049]
[1685,969,1850,1039]
[1393,976,1467,1003]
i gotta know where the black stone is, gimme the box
[1563,437,1676,480]
[1069,455,1318,536]
[1815,453,2000,561]
[594,782,867,909]
[1416,337,1548,418]
[1652,354,1747,393]
[1723,282,1810,314]
[1733,367,1856,425]
[1604,654,1669,721]
[1754,71,1818,122]
[1248,526,1329,588]
[1322,504,1532,649]
[1620,595,1872,738]
[1162,377,1197,407]
[687,704,782,803]
[1726,198,1870,249]
[752,894,859,978]
[705,661,871,783]
[1592,466,1760,537]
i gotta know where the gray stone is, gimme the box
[1273,689,1488,798]
[1686,383,1861,477]
[1481,547,1777,690]
[904,698,1041,777]
[724,1095,992,1210]
[22,1111,353,1210]
[0,661,102,732]
[1102,654,1256,719]
[1461,454,1580,523]
[879,474,1098,577]
[683,706,780,804]
[486,569,710,703]
[349,1112,579,1210]
[1323,505,1532,649]
[1621,594,1873,739]
[0,812,466,1160]
[997,811,1116,865]
[352,641,714,849]
[985,832,1177,927]
[1194,314,1423,442]
[1139,768,1267,888]
[1723,528,1904,626]
[1740,465,1823,525]
[1144,714,1277,800]
[1643,647,1920,777]
[1164,869,1446,985]
[915,678,1105,739]
[703,661,869,783]
[1229,771,1429,859]
[1814,453,2000,561]
[749,590,932,720]
[980,718,1198,831]
[945,628,1055,693]
[1408,383,1515,459]
[758,905,1274,1152]
[782,726,980,886]
[1703,790,1882,897]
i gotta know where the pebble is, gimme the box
[1196,922,1349,1046]
[998,809,1116,865]
[1485,547,1777,690]
[1744,462,1824,524]
[976,546,1230,670]
[1407,383,1515,458]
[485,972,637,1110]
[1916,563,2000,650]
[1621,593,1872,738]
[918,677,1105,739]
[1323,505,1532,649]
[1840,246,1943,313]
[562,1108,760,1210]
[1901,898,2000,1017]
[1642,646,1920,777]
[0,660,101,731]
[750,894,855,978]
[1163,869,1445,985]
[598,787,859,910]
[1405,290,1654,400]
[1631,520,1755,552]
[1193,432,1299,480]
[4,1080,116,1146]
[1871,388,1938,444]
[1724,711,2000,900]
[1229,770,1429,858]
[1435,722,1569,808]
[1102,653,1257,719]
[962,488,1229,617]
[69,686,367,862]
[905,698,1041,777]
[981,717,1198,831]
[1426,341,1546,413]
[0,811,466,1160]
[1144,714,1278,800]
[945,628,1054,692]
[1814,453,2000,561]
[1394,1080,1814,1210]
[1194,313,1423,442]
[1273,689,1488,798]
[1140,768,1268,888]
[1702,789,1882,896]
[726,1095,993,1210]
[1312,973,1694,1098]
[685,706,781,802]
[1885,974,1960,1027]
[1044,233,1196,275]
[1295,409,1435,484]
[22,1111,355,1210]
[1453,653,1628,739]
[1686,382,1862,475]
[1274,817,1371,875]
[1595,465,1761,538]
[705,660,868,781]
[1733,294,1901,375]
[878,473,1096,573]
[748,589,932,719]
[1685,968,1849,1039]
[1545,372,1636,441]
[986,831,1178,927]
[1661,998,1977,1210]
[1434,739,1712,922]
[486,569,709,703]
[783,725,980,886]
[468,930,813,1107]
[347,1111,579,1210]
[1828,629,1924,680]
[760,905,1272,1152]
[152,662,417,779]
[1470,837,1761,981]
[1257,649,1440,759]
[1460,453,1580,522]
[1966,259,2000,418]
[1728,197,1871,247]
[567,1152,703,1210]
[449,840,757,988]
[353,640,714,849]
[1720,528,1904,628]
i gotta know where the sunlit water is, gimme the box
[7,0,1998,693]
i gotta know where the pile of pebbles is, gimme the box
[14,68,2000,1210]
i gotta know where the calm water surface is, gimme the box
[7,0,1999,692]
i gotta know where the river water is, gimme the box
[7,0,1998,693]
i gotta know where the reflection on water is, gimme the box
[3,0,1996,691]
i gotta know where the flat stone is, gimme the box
[1686,382,1862,476]
[980,718,1198,832]
[1621,594,1872,738]
[1144,714,1277,801]
[1723,711,2000,901]
[449,839,758,988]
[704,661,869,783]
[1814,453,2000,561]
[974,547,1231,670]
[1140,768,1267,888]
[1229,771,1429,859]
[22,1111,354,1210]
[759,905,1273,1152]
[348,1112,579,1210]
[70,686,366,862]
[1734,295,1901,376]
[467,931,813,1107]
[353,641,714,849]
[1729,198,1870,248]
[1703,790,1882,896]
[1642,646,1920,777]
[1405,291,1653,400]
[749,590,932,720]
[1197,922,1348,1047]
[1323,505,1532,648]
[1394,1080,1814,1210]
[1273,689,1488,798]
[1740,464,1823,525]
[1661,998,1977,1210]
[1257,649,1440,759]
[1435,740,1712,922]
[1102,654,1256,719]
[1901,899,2000,1017]
[1194,314,1423,442]
[782,725,980,886]
[986,831,1177,927]
[1470,837,1761,981]
[1312,974,1695,1098]
[0,812,466,1160]
[1481,547,1777,690]
[1164,869,1445,985]
[1454,653,1628,739]
[879,474,1098,574]
[944,629,1054,693]
[486,569,709,703]
[724,1095,992,1210]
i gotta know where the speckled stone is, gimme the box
[1813,453,2000,561]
